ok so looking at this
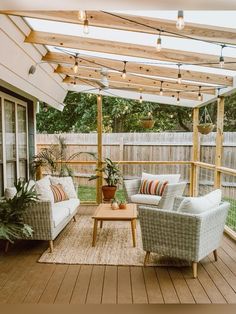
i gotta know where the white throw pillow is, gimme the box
[177,189,222,214]
[141,172,180,184]
[50,176,77,199]
[5,187,17,200]
[35,175,54,203]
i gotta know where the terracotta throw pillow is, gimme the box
[50,184,69,203]
[139,179,168,196]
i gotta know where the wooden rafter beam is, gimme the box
[63,76,201,101]
[56,65,216,95]
[5,10,236,46]
[25,31,236,74]
[43,52,228,87]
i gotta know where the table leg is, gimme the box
[100,220,103,228]
[131,219,136,247]
[92,219,98,247]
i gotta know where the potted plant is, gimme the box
[140,112,155,129]
[197,107,215,135]
[89,158,122,201]
[0,179,38,250]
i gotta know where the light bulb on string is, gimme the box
[198,86,203,101]
[177,64,182,84]
[78,10,86,21]
[177,92,180,105]
[73,60,79,74]
[176,10,185,30]
[217,88,221,102]
[139,90,143,104]
[83,19,89,34]
[97,89,102,101]
[122,61,127,79]
[156,32,162,52]
[160,81,164,96]
[219,45,225,68]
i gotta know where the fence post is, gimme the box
[191,107,200,196]
[96,94,103,204]
[214,96,224,188]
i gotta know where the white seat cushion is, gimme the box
[178,189,222,214]
[52,203,70,228]
[141,172,180,184]
[131,193,161,206]
[50,177,77,198]
[59,198,80,215]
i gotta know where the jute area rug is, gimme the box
[38,215,189,266]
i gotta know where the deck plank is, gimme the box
[86,266,105,304]
[54,265,80,304]
[38,265,68,303]
[117,266,132,304]
[143,267,164,304]
[155,268,179,303]
[70,265,92,304]
[218,247,236,276]
[102,266,117,304]
[168,268,195,304]
[130,267,148,304]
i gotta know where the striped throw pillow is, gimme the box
[50,184,69,203]
[139,179,168,196]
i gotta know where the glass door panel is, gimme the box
[17,105,28,180]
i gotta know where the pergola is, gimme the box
[1,10,236,227]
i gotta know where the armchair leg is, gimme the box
[49,240,54,253]
[144,251,150,266]
[213,249,218,261]
[73,215,77,222]
[192,262,198,278]
[5,241,9,253]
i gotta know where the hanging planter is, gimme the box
[140,112,155,129]
[197,107,215,135]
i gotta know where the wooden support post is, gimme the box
[96,94,103,204]
[214,96,224,188]
[191,108,200,196]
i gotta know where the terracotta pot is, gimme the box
[140,119,155,129]
[119,203,127,210]
[102,185,117,202]
[197,123,215,135]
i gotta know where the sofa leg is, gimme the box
[192,262,198,278]
[144,251,150,266]
[213,249,218,261]
[5,241,9,253]
[49,240,54,253]
[73,215,77,222]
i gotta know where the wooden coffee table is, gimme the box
[92,203,137,247]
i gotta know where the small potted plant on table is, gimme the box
[89,158,122,202]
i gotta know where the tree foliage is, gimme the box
[37,91,236,133]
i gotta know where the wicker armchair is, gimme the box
[139,198,229,278]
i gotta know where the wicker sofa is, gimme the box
[139,193,229,278]
[5,176,80,252]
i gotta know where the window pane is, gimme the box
[19,160,27,180]
[4,100,16,186]
[0,98,2,162]
[17,105,27,159]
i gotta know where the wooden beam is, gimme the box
[214,96,224,188]
[56,65,216,95]
[64,76,200,101]
[191,108,200,196]
[44,52,231,87]
[96,94,103,204]
[25,31,236,73]
[5,10,236,46]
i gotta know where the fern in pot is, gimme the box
[0,179,38,248]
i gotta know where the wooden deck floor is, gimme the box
[0,217,236,304]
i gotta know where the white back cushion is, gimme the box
[178,189,222,214]
[141,172,180,184]
[35,175,54,203]
[50,176,77,199]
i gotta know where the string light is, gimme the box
[198,86,203,101]
[139,90,143,103]
[176,10,185,30]
[83,19,89,34]
[217,88,221,101]
[177,91,180,104]
[73,60,79,74]
[160,81,164,96]
[177,64,182,84]
[219,44,225,68]
[78,10,86,21]
[156,32,162,52]
[148,111,152,117]
[170,114,174,118]
[97,89,102,101]
[122,61,127,79]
